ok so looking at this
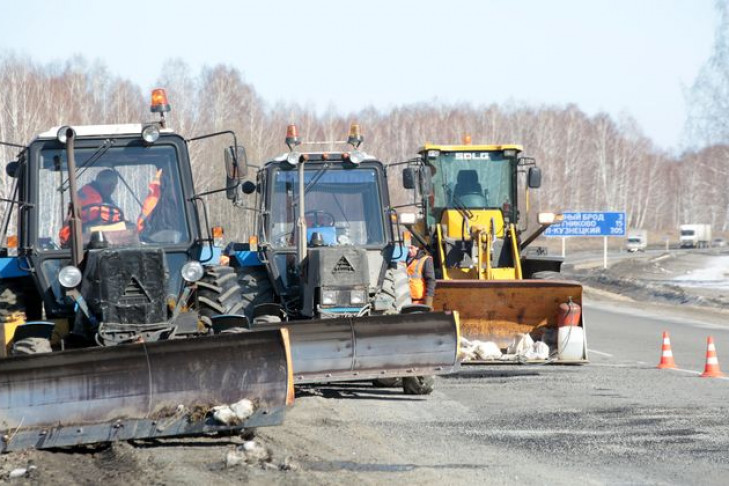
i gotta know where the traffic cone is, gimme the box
[657,331,677,369]
[700,336,725,378]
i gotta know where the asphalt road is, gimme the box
[7,293,729,485]
[248,299,729,485]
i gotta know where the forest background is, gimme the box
[2,3,729,244]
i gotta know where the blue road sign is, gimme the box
[544,211,626,237]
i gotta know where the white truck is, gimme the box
[625,229,648,252]
[679,224,712,248]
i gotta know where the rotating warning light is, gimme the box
[285,124,301,150]
[347,123,363,149]
[462,134,472,145]
[150,88,171,113]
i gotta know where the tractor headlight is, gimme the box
[321,289,339,306]
[142,124,161,144]
[58,265,82,289]
[181,261,205,283]
[349,290,367,305]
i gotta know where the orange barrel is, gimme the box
[557,298,581,327]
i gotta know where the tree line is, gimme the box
[1,54,728,244]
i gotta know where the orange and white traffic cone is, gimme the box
[700,336,725,378]
[657,331,677,369]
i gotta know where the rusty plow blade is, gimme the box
[432,279,588,364]
[0,329,293,452]
[256,311,460,384]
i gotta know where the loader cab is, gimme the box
[15,126,201,317]
[419,144,523,237]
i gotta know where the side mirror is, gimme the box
[241,180,257,195]
[6,161,19,178]
[225,146,248,200]
[225,146,248,179]
[403,168,416,189]
[528,167,542,189]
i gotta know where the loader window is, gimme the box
[36,144,191,249]
[429,151,514,217]
[269,167,386,248]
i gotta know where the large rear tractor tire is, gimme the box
[197,266,246,327]
[402,375,435,395]
[235,266,275,322]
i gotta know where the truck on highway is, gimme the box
[625,229,648,252]
[679,224,712,249]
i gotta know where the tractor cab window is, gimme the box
[37,144,191,250]
[269,166,386,249]
[429,151,514,217]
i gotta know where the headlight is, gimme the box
[181,261,205,282]
[349,290,367,305]
[58,265,82,288]
[321,289,338,306]
[142,124,160,144]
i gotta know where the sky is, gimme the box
[0,0,717,153]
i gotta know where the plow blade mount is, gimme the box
[432,279,587,363]
[256,311,460,384]
[0,329,293,452]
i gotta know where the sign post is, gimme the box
[544,211,626,268]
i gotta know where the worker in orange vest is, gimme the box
[59,169,123,247]
[406,244,436,308]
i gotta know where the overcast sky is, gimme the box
[0,0,717,153]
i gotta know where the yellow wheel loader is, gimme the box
[400,141,587,363]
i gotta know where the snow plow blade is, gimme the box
[0,329,293,452]
[432,279,588,363]
[254,311,460,384]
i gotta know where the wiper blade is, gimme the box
[57,139,115,193]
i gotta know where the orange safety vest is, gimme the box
[59,184,123,245]
[407,255,430,301]
[137,169,163,232]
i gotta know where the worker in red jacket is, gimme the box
[406,244,436,308]
[59,169,123,246]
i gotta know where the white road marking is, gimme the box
[588,349,613,357]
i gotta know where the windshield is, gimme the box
[680,230,695,236]
[430,151,514,212]
[37,143,190,250]
[268,166,386,249]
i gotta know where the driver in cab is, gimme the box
[59,169,123,247]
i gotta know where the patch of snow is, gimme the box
[672,256,729,290]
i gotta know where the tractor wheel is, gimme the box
[380,266,412,314]
[236,266,275,322]
[402,375,435,395]
[372,378,402,388]
[197,265,246,327]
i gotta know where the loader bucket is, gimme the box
[0,329,293,452]
[255,311,460,384]
[432,279,587,363]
